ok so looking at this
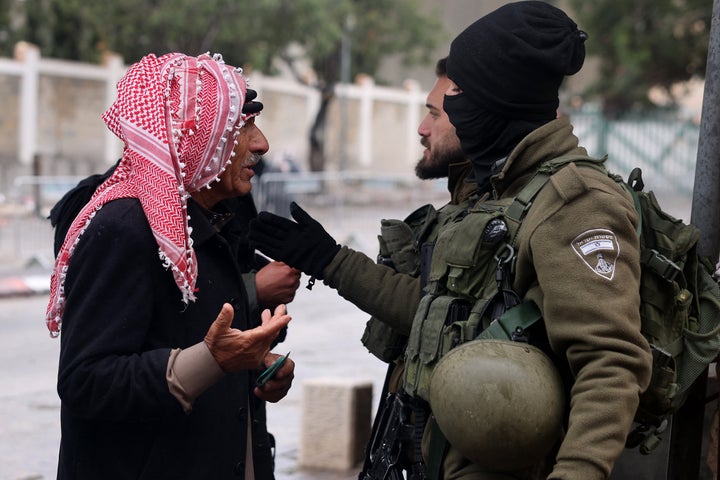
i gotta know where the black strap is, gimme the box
[426,419,449,480]
[409,398,429,479]
[359,361,396,478]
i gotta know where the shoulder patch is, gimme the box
[571,229,619,280]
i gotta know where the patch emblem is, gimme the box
[571,229,619,280]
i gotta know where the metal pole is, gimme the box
[668,0,720,477]
[339,13,354,172]
[32,153,41,218]
[691,0,720,258]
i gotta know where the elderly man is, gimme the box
[47,52,294,480]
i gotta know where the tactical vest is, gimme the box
[403,155,603,400]
[361,199,476,362]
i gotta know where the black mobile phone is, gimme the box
[255,352,291,387]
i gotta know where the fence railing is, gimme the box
[0,172,450,269]
[0,43,703,200]
[0,163,695,271]
[571,109,699,194]
[0,47,702,269]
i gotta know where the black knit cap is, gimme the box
[446,1,587,120]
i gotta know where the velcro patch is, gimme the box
[571,229,619,280]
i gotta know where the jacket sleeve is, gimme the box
[56,201,185,422]
[323,246,421,335]
[242,271,260,319]
[519,169,653,480]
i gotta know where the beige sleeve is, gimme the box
[166,343,225,413]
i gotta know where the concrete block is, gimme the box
[298,378,373,471]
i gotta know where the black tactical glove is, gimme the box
[249,201,340,280]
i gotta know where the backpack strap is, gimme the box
[624,168,686,284]
[478,300,543,341]
[484,154,607,340]
[505,154,606,226]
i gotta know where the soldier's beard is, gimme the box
[415,142,466,180]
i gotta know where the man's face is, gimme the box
[415,75,465,180]
[214,118,269,199]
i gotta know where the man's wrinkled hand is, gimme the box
[254,352,295,402]
[204,303,291,373]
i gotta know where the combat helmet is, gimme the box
[428,339,565,470]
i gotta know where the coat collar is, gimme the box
[490,116,588,198]
[187,199,224,247]
[448,159,478,205]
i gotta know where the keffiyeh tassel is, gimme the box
[46,51,253,336]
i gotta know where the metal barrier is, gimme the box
[571,109,699,194]
[0,175,84,269]
[1,167,694,270]
[0,172,450,268]
[253,171,449,254]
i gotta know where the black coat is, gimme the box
[56,197,275,480]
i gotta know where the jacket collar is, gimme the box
[187,199,223,247]
[491,116,588,198]
[448,159,478,205]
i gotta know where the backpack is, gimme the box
[620,167,720,453]
[477,160,720,455]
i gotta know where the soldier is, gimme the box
[432,4,652,476]
[250,2,653,479]
[356,57,478,479]
[358,56,476,369]
[251,57,475,478]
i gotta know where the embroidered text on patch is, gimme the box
[571,229,619,280]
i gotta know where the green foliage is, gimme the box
[0,0,13,57]
[567,0,711,118]
[16,0,102,62]
[2,0,443,85]
[2,0,444,171]
[349,0,444,83]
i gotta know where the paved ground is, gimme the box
[0,192,710,480]
[0,270,388,480]
[2,275,709,480]
[0,200,417,480]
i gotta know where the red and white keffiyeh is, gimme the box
[46,52,258,336]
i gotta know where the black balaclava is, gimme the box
[444,1,587,189]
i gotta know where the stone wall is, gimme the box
[0,50,427,196]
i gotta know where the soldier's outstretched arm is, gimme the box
[249,202,420,334]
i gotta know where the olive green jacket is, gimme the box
[325,116,652,480]
[491,117,652,480]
